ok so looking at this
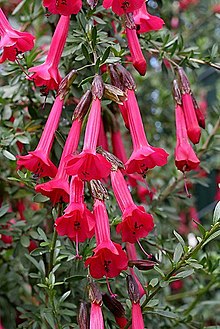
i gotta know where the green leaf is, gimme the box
[81,44,91,62]
[37,227,48,242]
[213,201,220,224]
[2,149,16,161]
[33,193,50,203]
[173,243,184,263]
[149,278,159,287]
[20,236,30,248]
[101,46,111,64]
[59,291,71,303]
[145,309,178,319]
[91,26,97,49]
[0,203,10,217]
[154,266,165,278]
[202,230,220,247]
[43,311,56,329]
[25,254,45,275]
[173,230,185,247]
[174,269,194,279]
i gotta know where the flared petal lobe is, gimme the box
[0,9,35,63]
[35,178,69,204]
[43,0,82,15]
[125,145,169,175]
[103,0,145,16]
[65,152,111,181]
[55,204,95,242]
[17,149,57,178]
[133,3,164,34]
[116,205,154,243]
[85,242,128,279]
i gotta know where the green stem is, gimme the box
[123,222,220,329]
[49,229,58,274]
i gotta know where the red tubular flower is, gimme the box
[177,68,201,144]
[85,199,128,279]
[65,98,112,181]
[35,118,82,204]
[111,170,154,243]
[126,26,147,76]
[28,16,70,93]
[43,0,82,15]
[97,116,109,151]
[124,90,168,175]
[174,104,200,172]
[17,96,64,178]
[133,3,164,34]
[131,303,144,329]
[90,303,104,329]
[0,8,35,63]
[55,176,95,242]
[103,0,145,16]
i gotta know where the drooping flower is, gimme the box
[29,15,70,93]
[174,103,200,172]
[177,68,201,144]
[55,176,95,242]
[90,303,104,329]
[65,76,112,181]
[103,0,145,16]
[131,303,144,329]
[133,3,164,34]
[125,13,147,76]
[0,8,35,63]
[17,96,64,178]
[127,275,144,329]
[35,118,82,204]
[85,199,128,279]
[111,169,154,243]
[124,89,169,175]
[43,0,82,16]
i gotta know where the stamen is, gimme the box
[183,170,192,198]
[137,239,150,258]
[106,277,117,298]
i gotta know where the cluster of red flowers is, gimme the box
[0,0,207,327]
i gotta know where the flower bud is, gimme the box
[126,275,140,304]
[72,90,92,120]
[177,67,191,94]
[96,146,125,170]
[92,75,104,99]
[114,63,136,90]
[128,259,157,270]
[88,279,103,305]
[58,69,77,99]
[102,293,125,318]
[78,301,89,329]
[109,64,123,90]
